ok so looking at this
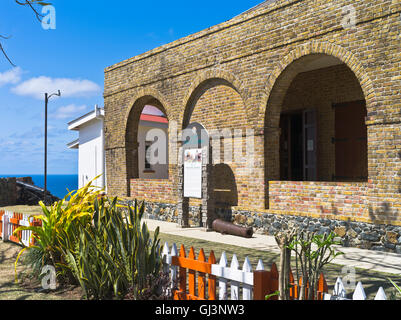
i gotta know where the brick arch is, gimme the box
[258,41,377,128]
[259,42,377,210]
[124,88,171,196]
[124,87,172,134]
[179,68,250,129]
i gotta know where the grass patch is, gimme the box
[0,241,81,300]
[0,204,70,216]
[0,205,42,215]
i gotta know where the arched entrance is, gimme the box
[125,96,169,196]
[178,76,247,229]
[264,52,370,214]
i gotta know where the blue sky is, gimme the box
[0,0,261,175]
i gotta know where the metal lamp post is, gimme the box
[44,90,61,203]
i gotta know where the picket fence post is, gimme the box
[217,252,228,300]
[1,213,9,241]
[162,242,178,290]
[208,251,217,300]
[0,211,4,239]
[162,242,170,273]
[353,282,367,300]
[253,269,271,300]
[333,277,347,298]
[242,257,253,300]
[375,287,387,300]
[18,214,31,247]
[230,254,240,300]
[323,277,387,300]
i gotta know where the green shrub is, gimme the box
[61,197,163,300]
[14,179,103,282]
[15,179,164,300]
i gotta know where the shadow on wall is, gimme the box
[398,150,401,194]
[211,163,238,222]
[368,150,401,223]
[319,202,339,216]
[368,202,399,224]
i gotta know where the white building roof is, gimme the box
[68,105,104,131]
[67,139,79,149]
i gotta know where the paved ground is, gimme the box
[145,219,401,276]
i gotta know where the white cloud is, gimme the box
[12,76,101,99]
[0,67,23,87]
[52,104,88,120]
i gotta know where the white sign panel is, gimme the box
[184,149,202,198]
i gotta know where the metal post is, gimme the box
[44,93,48,204]
[43,90,61,204]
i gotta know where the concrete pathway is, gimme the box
[145,219,401,276]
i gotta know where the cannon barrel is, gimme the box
[212,219,253,238]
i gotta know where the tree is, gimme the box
[1,0,51,66]
[287,230,343,300]
[274,228,343,300]
[275,229,296,300]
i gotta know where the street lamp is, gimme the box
[44,90,61,204]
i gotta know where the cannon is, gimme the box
[212,219,254,238]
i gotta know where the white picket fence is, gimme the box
[1,211,34,247]
[162,241,267,300]
[323,277,387,300]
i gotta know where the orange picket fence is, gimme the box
[0,211,42,246]
[163,242,329,301]
[173,246,216,300]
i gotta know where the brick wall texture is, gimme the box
[104,0,401,229]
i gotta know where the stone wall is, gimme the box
[0,177,58,206]
[135,199,401,253]
[0,178,17,207]
[232,210,401,254]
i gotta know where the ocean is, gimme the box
[0,174,78,199]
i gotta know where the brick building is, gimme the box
[104,0,401,252]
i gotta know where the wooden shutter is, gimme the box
[334,100,367,181]
[279,115,290,180]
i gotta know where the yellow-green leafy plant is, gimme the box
[389,278,401,300]
[14,177,104,282]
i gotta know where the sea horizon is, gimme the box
[0,174,78,199]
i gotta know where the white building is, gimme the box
[67,105,168,191]
[67,105,106,190]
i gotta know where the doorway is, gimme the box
[280,109,318,181]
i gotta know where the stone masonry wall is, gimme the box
[105,0,401,245]
[0,178,17,207]
[125,199,401,253]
